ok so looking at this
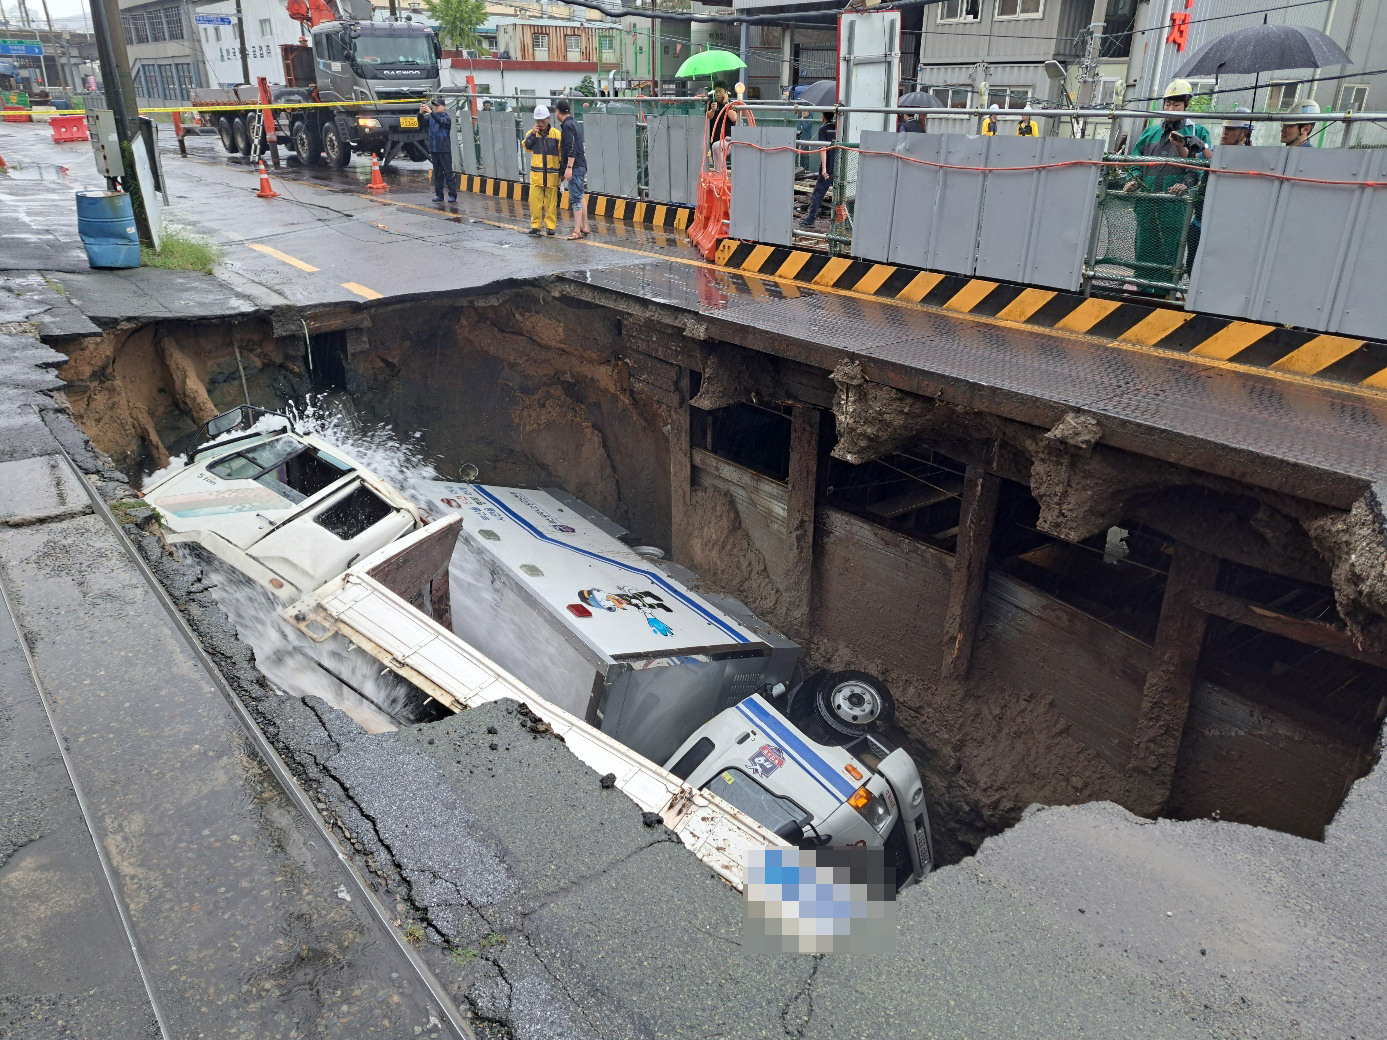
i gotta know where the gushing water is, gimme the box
[162,396,450,731]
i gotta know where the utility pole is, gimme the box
[88,0,153,243]
[1075,0,1106,107]
[234,0,250,85]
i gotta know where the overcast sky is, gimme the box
[3,0,96,27]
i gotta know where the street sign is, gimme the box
[0,43,43,56]
[194,14,235,25]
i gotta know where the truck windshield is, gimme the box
[208,437,352,505]
[354,35,434,66]
[705,769,811,841]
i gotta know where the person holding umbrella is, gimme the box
[706,85,740,167]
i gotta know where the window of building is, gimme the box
[931,85,973,108]
[599,33,614,54]
[147,10,167,42]
[201,27,209,42]
[126,13,149,45]
[1336,83,1368,112]
[995,0,1043,18]
[1266,81,1301,111]
[214,26,222,42]
[937,0,979,22]
[1101,0,1136,59]
[176,62,196,98]
[163,8,184,40]
[1098,76,1121,105]
[260,17,272,37]
[989,86,1030,108]
[566,33,582,57]
[533,32,549,59]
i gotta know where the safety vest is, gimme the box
[525,125,562,178]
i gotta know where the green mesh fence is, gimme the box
[826,143,860,256]
[1087,154,1208,296]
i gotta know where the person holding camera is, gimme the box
[1121,80,1211,295]
[421,97,456,204]
[524,105,563,236]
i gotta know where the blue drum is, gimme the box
[75,190,141,268]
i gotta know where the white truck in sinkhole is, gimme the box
[140,406,934,889]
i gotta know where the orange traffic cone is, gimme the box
[255,160,279,199]
[366,154,387,194]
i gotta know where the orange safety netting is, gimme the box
[688,102,754,261]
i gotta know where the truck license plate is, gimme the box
[399,116,418,128]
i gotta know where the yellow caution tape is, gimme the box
[47,97,432,117]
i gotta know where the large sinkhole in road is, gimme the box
[53,286,1384,865]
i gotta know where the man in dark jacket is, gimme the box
[420,97,456,203]
[553,98,590,239]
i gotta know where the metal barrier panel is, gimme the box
[975,137,1103,292]
[850,131,987,275]
[729,125,796,247]
[584,113,639,197]
[1187,147,1387,339]
[449,102,480,177]
[647,114,703,207]
[478,109,519,180]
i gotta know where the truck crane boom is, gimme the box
[285,0,345,32]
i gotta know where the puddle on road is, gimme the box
[1,161,71,181]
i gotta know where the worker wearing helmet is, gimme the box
[1221,106,1254,148]
[1282,99,1320,147]
[524,104,563,236]
[1121,79,1211,295]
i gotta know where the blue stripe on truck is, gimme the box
[470,485,749,645]
[735,697,857,802]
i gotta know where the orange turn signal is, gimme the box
[844,763,863,781]
[848,785,872,810]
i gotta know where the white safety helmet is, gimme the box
[1164,78,1194,100]
[1290,99,1320,121]
[533,104,550,121]
[1222,106,1253,130]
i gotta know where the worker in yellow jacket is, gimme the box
[524,105,563,236]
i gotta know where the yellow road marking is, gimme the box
[250,174,1387,405]
[341,282,382,300]
[1119,308,1195,346]
[995,288,1056,323]
[943,280,997,313]
[248,242,318,272]
[1270,334,1364,374]
[1055,298,1122,333]
[1189,321,1273,360]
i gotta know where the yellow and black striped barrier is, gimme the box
[458,176,692,231]
[713,239,1387,391]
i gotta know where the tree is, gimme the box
[423,0,488,54]
[576,75,597,98]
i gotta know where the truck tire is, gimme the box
[814,670,895,738]
[402,142,427,162]
[216,115,237,154]
[232,115,253,157]
[292,119,323,166]
[322,120,351,168]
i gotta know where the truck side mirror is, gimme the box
[432,37,442,60]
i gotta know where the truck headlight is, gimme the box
[357,116,381,128]
[848,785,893,834]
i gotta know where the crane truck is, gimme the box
[190,0,441,168]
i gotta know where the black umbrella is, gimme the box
[1176,23,1351,77]
[796,80,837,108]
[897,91,943,110]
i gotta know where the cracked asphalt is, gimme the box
[2,122,1386,1039]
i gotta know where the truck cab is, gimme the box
[141,407,420,603]
[666,696,934,889]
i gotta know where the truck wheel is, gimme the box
[216,115,237,154]
[232,115,252,157]
[814,671,895,737]
[292,119,323,166]
[402,142,427,162]
[322,121,351,168]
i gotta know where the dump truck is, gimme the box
[190,0,440,167]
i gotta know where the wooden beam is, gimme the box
[940,466,1001,683]
[1127,544,1220,816]
[783,404,820,642]
[1189,587,1387,670]
[668,368,693,563]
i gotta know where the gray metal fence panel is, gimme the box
[975,137,1103,292]
[729,125,796,247]
[478,109,519,180]
[1187,147,1387,339]
[584,113,639,197]
[450,104,480,177]
[850,132,988,275]
[647,114,703,207]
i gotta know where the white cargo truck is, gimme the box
[419,481,934,886]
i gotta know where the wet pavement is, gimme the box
[3,122,1387,1039]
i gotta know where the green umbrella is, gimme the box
[674,49,747,79]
